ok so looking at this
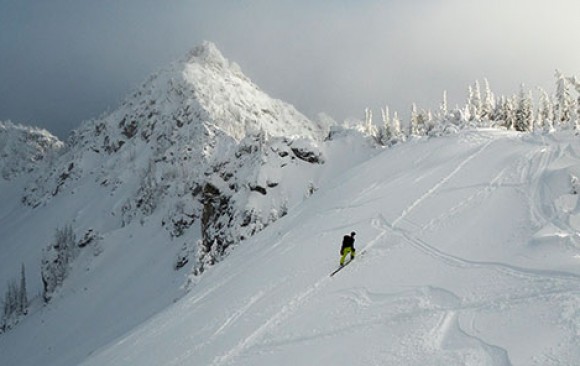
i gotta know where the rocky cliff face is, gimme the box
[193,132,324,273]
[19,41,329,273]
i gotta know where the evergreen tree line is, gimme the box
[2,224,98,332]
[365,70,580,146]
[41,224,78,303]
[1,264,28,332]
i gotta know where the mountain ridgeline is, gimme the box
[15,42,329,276]
[2,42,580,365]
[2,42,579,283]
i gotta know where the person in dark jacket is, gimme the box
[339,231,356,266]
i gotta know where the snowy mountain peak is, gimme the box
[19,42,331,277]
[185,41,230,69]
[71,41,324,150]
[3,42,580,365]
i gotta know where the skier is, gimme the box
[339,231,356,266]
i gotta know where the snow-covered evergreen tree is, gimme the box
[439,90,449,120]
[363,108,376,136]
[494,96,507,127]
[538,88,554,132]
[467,85,475,122]
[471,80,483,122]
[504,96,517,130]
[482,78,495,122]
[555,70,573,126]
[377,106,393,146]
[1,264,28,331]
[2,281,16,330]
[391,111,404,144]
[515,85,534,132]
[534,104,544,132]
[19,264,28,316]
[567,76,580,130]
[576,96,580,130]
[409,103,420,137]
[41,225,78,302]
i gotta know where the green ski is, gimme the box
[330,258,354,277]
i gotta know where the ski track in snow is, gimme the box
[392,138,494,228]
[206,138,499,365]
[168,290,268,366]
[208,279,324,366]
[391,144,579,279]
[345,136,579,364]
[207,224,391,365]
[207,136,580,365]
[80,133,580,366]
[389,219,580,282]
[369,137,579,363]
[381,137,580,282]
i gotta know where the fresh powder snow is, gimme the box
[2,128,580,365]
[1,42,580,366]
[75,130,580,366]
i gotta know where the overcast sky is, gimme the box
[1,0,579,139]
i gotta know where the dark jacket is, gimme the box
[340,234,355,253]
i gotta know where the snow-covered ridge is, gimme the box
[185,41,240,73]
[67,130,580,365]
[19,41,331,275]
[0,39,377,363]
[4,40,580,366]
[0,121,63,180]
[23,41,326,203]
[178,41,321,141]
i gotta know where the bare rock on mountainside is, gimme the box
[14,41,329,273]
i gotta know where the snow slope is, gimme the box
[0,42,358,366]
[1,42,580,365]
[0,129,375,366]
[66,129,580,366]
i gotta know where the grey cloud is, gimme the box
[1,1,579,138]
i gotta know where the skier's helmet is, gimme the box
[351,231,356,237]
